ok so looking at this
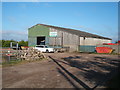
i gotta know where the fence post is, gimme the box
[7,51,10,63]
[8,55,10,63]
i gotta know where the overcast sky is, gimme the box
[2,2,118,42]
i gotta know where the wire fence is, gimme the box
[1,47,19,63]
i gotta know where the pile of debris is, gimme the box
[16,47,46,61]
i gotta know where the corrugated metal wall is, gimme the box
[28,36,36,47]
[28,24,112,52]
[80,37,111,45]
[79,45,96,52]
[79,37,111,52]
[49,27,79,51]
[28,25,49,46]
[49,28,111,51]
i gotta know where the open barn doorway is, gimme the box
[37,36,45,45]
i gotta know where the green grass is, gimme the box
[1,58,46,67]
[91,52,119,55]
[76,51,119,55]
[1,60,24,67]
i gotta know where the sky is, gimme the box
[2,2,118,42]
[1,0,120,2]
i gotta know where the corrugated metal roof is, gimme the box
[29,24,112,40]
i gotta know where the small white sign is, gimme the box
[49,32,57,37]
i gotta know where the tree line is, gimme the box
[0,40,28,47]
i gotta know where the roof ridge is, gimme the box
[30,24,112,40]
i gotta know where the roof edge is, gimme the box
[29,24,112,40]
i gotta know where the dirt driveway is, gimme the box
[2,53,120,89]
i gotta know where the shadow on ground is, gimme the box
[49,56,91,89]
[59,55,120,89]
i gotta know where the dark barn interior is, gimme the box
[37,36,45,45]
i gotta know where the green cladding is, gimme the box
[79,45,96,52]
[28,24,49,46]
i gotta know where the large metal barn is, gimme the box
[28,24,111,52]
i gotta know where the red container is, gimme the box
[118,40,120,43]
[96,47,113,53]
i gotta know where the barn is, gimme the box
[28,24,112,52]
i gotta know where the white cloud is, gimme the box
[1,30,28,41]
[110,35,118,43]
[8,16,17,24]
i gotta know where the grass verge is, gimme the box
[91,52,120,55]
[1,58,46,67]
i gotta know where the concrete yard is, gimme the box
[2,53,120,89]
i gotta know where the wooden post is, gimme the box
[8,55,10,63]
[78,36,80,51]
[61,33,63,48]
[55,37,56,47]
